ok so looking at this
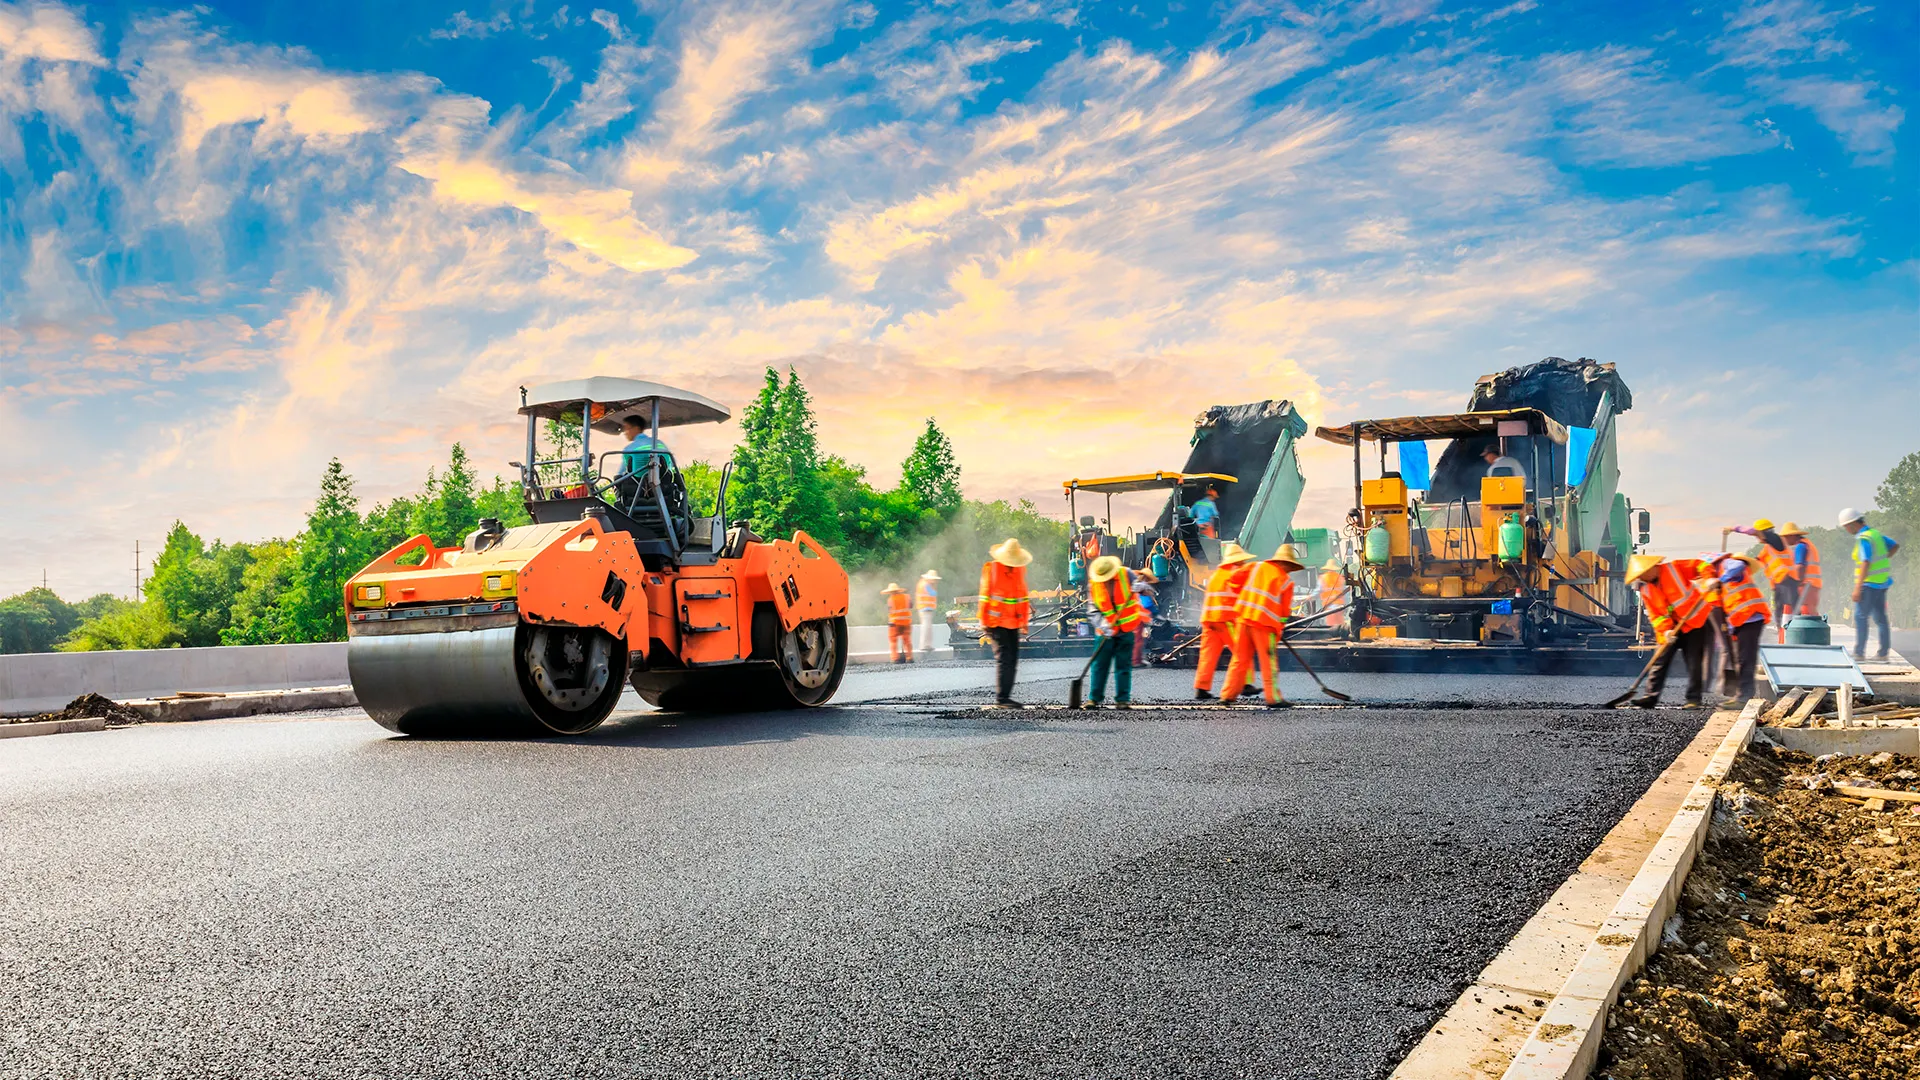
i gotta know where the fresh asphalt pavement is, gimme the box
[0,660,1708,1080]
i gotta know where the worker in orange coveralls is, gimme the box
[1193,542,1258,701]
[1221,543,1306,709]
[883,583,913,663]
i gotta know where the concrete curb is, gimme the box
[125,686,359,722]
[1498,698,1764,1079]
[0,716,108,739]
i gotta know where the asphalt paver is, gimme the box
[0,669,1705,1079]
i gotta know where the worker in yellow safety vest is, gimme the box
[1840,507,1900,661]
[1221,543,1306,709]
[1085,555,1149,709]
[979,539,1033,707]
[1777,522,1821,621]
[1317,560,1346,631]
[883,583,914,663]
[1193,542,1259,701]
[914,570,942,654]
[1625,555,1715,708]
[1704,552,1770,701]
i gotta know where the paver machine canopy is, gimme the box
[343,377,852,736]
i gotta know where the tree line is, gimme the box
[0,367,1068,653]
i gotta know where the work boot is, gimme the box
[1194,688,1214,701]
[1265,698,1292,710]
[1682,699,1704,709]
[1114,701,1131,710]
[1876,652,1892,662]
[994,698,1024,709]
[1628,694,1660,709]
[1084,699,1103,710]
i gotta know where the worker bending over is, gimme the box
[1723,519,1797,641]
[1193,543,1258,700]
[1221,544,1306,709]
[1705,552,1770,702]
[883,583,913,663]
[979,539,1032,707]
[914,570,941,654]
[1318,560,1346,631]
[1085,555,1149,709]
[1840,507,1900,661]
[1625,555,1715,708]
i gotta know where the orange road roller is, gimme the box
[344,377,850,735]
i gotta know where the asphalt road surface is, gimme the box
[1,663,1706,1080]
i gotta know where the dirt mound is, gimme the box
[1595,743,1920,1079]
[18,692,145,727]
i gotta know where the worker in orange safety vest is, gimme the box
[914,570,942,654]
[1317,560,1347,631]
[1192,542,1259,701]
[1085,555,1149,709]
[1722,518,1798,640]
[1625,554,1715,708]
[979,539,1033,707]
[883,583,914,663]
[1221,543,1306,709]
[1778,522,1821,621]
[1704,552,1770,702]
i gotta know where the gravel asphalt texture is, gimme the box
[1,663,1707,1080]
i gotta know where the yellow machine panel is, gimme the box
[1480,475,1524,507]
[1362,477,1408,509]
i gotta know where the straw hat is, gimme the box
[1267,543,1306,573]
[1216,541,1257,567]
[990,538,1034,567]
[1777,522,1806,538]
[1322,559,1343,572]
[1751,517,1775,532]
[921,569,942,580]
[1088,555,1126,583]
[1625,554,1664,585]
[881,582,905,594]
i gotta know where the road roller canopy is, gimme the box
[1061,472,1237,495]
[1312,408,1568,446]
[520,378,731,435]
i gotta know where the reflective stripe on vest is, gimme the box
[1857,529,1894,586]
[979,563,1031,629]
[1318,571,1343,606]
[915,582,939,611]
[1201,564,1251,624]
[1717,558,1769,627]
[887,592,913,626]
[1091,573,1148,631]
[1639,559,1712,637]
[1797,541,1822,589]
[1754,543,1793,585]
[1235,561,1295,630]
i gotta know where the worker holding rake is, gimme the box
[1085,555,1149,709]
[1624,554,1715,708]
[1193,542,1258,701]
[1221,543,1306,709]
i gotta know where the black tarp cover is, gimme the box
[1426,358,1631,503]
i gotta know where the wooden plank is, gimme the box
[1788,689,1827,723]
[1763,689,1805,722]
[1834,785,1920,805]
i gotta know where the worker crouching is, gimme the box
[1086,555,1148,709]
[1222,544,1306,709]
[1625,555,1715,708]
[883,583,914,663]
[1194,542,1259,700]
[979,539,1033,707]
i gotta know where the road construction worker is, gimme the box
[883,583,913,663]
[1221,543,1306,709]
[914,570,941,654]
[1722,519,1796,639]
[612,414,675,505]
[979,539,1032,706]
[1194,542,1258,700]
[1192,486,1221,539]
[1704,552,1770,701]
[1086,555,1149,709]
[1318,560,1346,631]
[1625,554,1715,708]
[1481,444,1525,481]
[1132,572,1158,666]
[1778,522,1821,618]
[1839,508,1900,661]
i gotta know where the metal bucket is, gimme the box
[1784,614,1831,646]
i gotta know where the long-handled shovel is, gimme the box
[1605,638,1676,708]
[1067,636,1112,710]
[1275,633,1353,702]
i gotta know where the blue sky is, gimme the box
[1,0,1914,597]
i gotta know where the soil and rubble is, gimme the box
[1595,743,1920,1080]
[12,692,144,727]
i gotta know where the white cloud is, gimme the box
[1765,74,1903,161]
[0,1,101,65]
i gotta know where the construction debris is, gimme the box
[1594,744,1920,1078]
[20,693,143,728]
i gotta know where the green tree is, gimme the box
[222,540,297,645]
[475,475,533,529]
[60,600,177,651]
[0,588,82,654]
[281,459,377,643]
[729,367,841,543]
[682,460,721,518]
[143,523,254,647]
[900,418,963,521]
[410,443,480,547]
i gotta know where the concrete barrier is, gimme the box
[0,643,349,717]
[848,624,961,663]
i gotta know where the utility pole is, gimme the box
[134,540,142,600]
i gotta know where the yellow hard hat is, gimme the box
[1751,518,1775,531]
[1625,554,1664,584]
[1269,544,1306,572]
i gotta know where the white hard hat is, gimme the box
[1838,506,1866,527]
